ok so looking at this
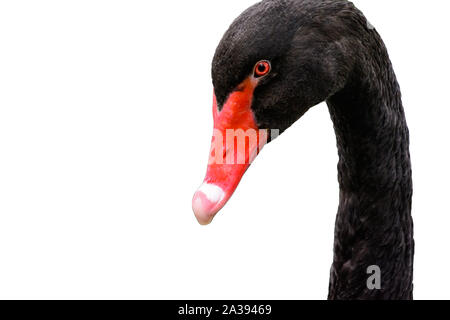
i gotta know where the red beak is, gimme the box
[192,78,268,225]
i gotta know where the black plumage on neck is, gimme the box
[326,28,414,299]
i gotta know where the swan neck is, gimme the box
[325,50,414,299]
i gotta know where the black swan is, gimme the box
[192,0,414,300]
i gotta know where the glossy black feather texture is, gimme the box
[211,0,413,300]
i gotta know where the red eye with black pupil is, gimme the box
[254,61,270,77]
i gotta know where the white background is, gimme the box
[0,0,449,300]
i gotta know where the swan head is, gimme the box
[193,0,358,225]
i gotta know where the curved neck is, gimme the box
[325,44,414,299]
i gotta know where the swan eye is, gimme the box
[254,60,271,78]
